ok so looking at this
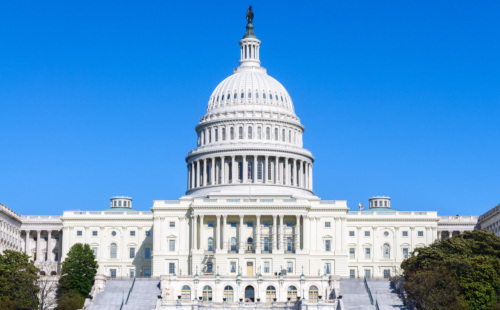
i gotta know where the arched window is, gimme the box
[264,237,270,252]
[257,160,263,180]
[208,130,212,143]
[202,285,212,301]
[215,128,218,142]
[223,285,234,302]
[239,127,243,139]
[118,200,122,207]
[248,126,253,139]
[222,128,226,140]
[287,286,298,301]
[247,237,253,251]
[266,127,270,140]
[230,127,234,140]
[308,286,319,301]
[257,127,262,139]
[287,237,293,252]
[208,237,214,251]
[289,130,291,143]
[241,92,244,99]
[234,93,237,99]
[202,131,205,145]
[256,92,259,98]
[282,129,286,142]
[274,128,278,140]
[263,93,266,99]
[266,286,276,302]
[270,94,273,100]
[383,243,390,259]
[110,243,117,258]
[248,92,251,98]
[181,285,191,300]
[231,237,237,251]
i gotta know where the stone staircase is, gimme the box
[340,279,374,310]
[366,279,409,310]
[87,279,160,310]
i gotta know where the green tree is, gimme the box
[401,230,500,310]
[56,243,98,310]
[0,250,40,310]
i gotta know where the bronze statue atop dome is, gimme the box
[246,6,254,24]
[243,6,256,39]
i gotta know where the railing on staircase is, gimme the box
[375,299,380,310]
[364,277,374,305]
[125,275,136,305]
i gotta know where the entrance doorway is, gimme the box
[246,262,254,275]
[245,286,255,302]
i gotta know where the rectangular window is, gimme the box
[384,269,391,278]
[365,248,371,259]
[144,268,151,278]
[170,222,175,227]
[230,262,236,273]
[130,231,136,236]
[169,262,175,274]
[230,127,234,140]
[238,162,243,180]
[402,231,408,237]
[418,231,424,237]
[208,221,214,227]
[91,231,97,236]
[325,240,331,252]
[349,231,355,237]
[325,263,331,274]
[77,231,82,236]
[325,221,331,228]
[349,248,355,259]
[110,269,117,279]
[350,269,356,279]
[169,240,175,251]
[263,222,269,227]
[364,231,370,237]
[45,253,47,261]
[287,262,293,273]
[145,248,151,259]
[92,247,98,257]
[146,231,151,237]
[403,248,409,259]
[54,252,59,261]
[247,221,253,227]
[130,269,135,278]
[364,269,371,278]
[130,247,135,258]
[231,222,237,228]
[239,126,243,139]
[264,261,270,273]
[268,161,272,180]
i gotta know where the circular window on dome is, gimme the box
[112,231,117,237]
[384,231,389,237]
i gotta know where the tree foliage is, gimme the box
[0,250,40,310]
[401,230,500,310]
[56,243,98,310]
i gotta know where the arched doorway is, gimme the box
[245,286,255,302]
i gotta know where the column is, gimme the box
[223,215,228,250]
[252,155,257,183]
[293,159,297,186]
[211,158,215,185]
[47,231,52,262]
[295,215,301,251]
[192,215,197,250]
[214,158,218,185]
[264,155,268,184]
[310,164,313,190]
[199,215,205,251]
[279,215,284,251]
[190,163,194,189]
[231,156,236,183]
[216,215,221,251]
[196,161,200,187]
[297,160,301,187]
[243,155,248,183]
[36,230,41,262]
[239,215,245,252]
[25,230,30,254]
[274,157,278,184]
[221,156,226,185]
[256,215,261,253]
[203,158,207,186]
[284,158,288,185]
[272,215,278,251]
[303,216,310,251]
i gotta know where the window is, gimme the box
[169,240,175,251]
[325,263,331,274]
[144,268,151,278]
[325,240,331,252]
[215,128,218,141]
[208,130,212,143]
[208,238,214,251]
[202,286,212,301]
[230,127,234,140]
[222,128,226,140]
[130,231,135,236]
[110,269,117,279]
[364,231,371,237]
[54,252,59,261]
[92,247,98,257]
[264,261,270,273]
[169,262,175,274]
[92,231,98,236]
[129,247,135,258]
[230,261,237,273]
[264,238,270,251]
[248,126,253,139]
[263,222,269,227]
[282,129,285,142]
[325,221,331,228]
[230,222,236,228]
[145,247,151,259]
[289,130,291,142]
[77,231,82,236]
[266,127,270,140]
[238,162,243,180]
[208,221,214,227]
[402,231,408,237]
[230,237,237,251]
[274,128,278,140]
[257,160,263,179]
[287,261,293,273]
[365,247,371,259]
[349,247,355,259]
[257,127,262,139]
[383,243,390,259]
[110,243,117,258]
[248,161,253,179]
[223,285,234,302]
[286,222,292,227]
[145,231,151,237]
[181,286,191,300]
[403,248,409,259]
[287,237,293,252]
[239,126,243,139]
[309,285,319,301]
[268,162,272,180]
[129,269,135,278]
[266,286,276,302]
[364,269,371,278]
[170,222,175,227]
[247,221,253,227]
[350,269,356,278]
[418,231,424,237]
[349,231,355,237]
[384,269,391,278]
[287,286,297,301]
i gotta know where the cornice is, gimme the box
[186,146,314,162]
[195,117,304,131]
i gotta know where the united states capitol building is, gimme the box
[1,8,497,310]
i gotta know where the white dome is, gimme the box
[205,67,296,118]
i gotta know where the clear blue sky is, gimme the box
[1,1,499,216]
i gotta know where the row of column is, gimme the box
[0,220,22,252]
[187,155,313,191]
[22,230,61,262]
[190,214,308,252]
[437,230,465,239]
